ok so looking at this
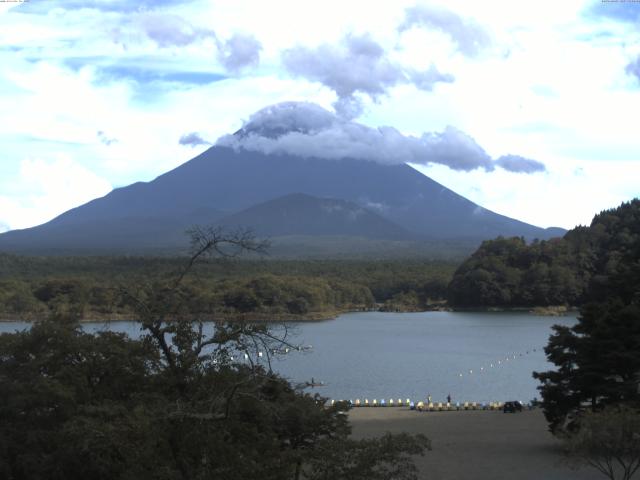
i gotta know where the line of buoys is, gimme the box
[343,398,414,407]
[334,399,534,411]
[456,346,545,378]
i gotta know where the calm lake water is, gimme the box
[0,311,576,404]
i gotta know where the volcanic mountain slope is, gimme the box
[218,193,413,240]
[0,146,564,255]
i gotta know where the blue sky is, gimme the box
[0,0,639,231]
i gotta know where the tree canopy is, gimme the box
[0,254,454,321]
[448,199,640,308]
[531,200,640,433]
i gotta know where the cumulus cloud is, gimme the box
[179,132,211,147]
[494,154,546,174]
[421,126,494,171]
[408,65,456,91]
[625,56,640,84]
[113,14,260,74]
[216,33,262,73]
[282,34,453,119]
[217,102,545,174]
[399,4,491,57]
[138,13,215,47]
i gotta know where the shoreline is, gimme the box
[450,305,578,316]
[0,304,578,323]
[0,309,353,324]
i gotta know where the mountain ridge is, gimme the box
[0,145,565,256]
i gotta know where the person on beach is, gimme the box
[427,394,432,404]
[447,394,451,404]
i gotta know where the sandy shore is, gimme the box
[348,408,601,480]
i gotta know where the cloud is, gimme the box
[94,65,226,86]
[216,33,262,73]
[0,156,112,231]
[14,0,190,14]
[408,66,455,91]
[111,12,260,74]
[282,33,453,119]
[421,126,494,171]
[494,154,546,174]
[179,132,210,147]
[626,56,640,83]
[106,12,216,50]
[217,102,545,174]
[399,4,491,57]
[138,12,216,47]
[97,130,117,146]
[230,102,336,138]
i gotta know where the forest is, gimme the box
[0,254,454,321]
[448,199,640,308]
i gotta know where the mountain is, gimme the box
[0,145,564,256]
[218,193,412,240]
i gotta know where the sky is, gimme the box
[0,0,639,232]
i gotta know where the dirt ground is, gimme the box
[348,408,603,480]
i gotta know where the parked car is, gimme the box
[503,401,523,413]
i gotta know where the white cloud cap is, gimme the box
[218,101,546,173]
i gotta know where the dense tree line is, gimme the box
[448,199,640,308]
[0,257,454,320]
[531,200,640,431]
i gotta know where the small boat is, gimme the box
[304,378,326,388]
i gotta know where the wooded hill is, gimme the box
[0,256,454,320]
[448,199,640,307]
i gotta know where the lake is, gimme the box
[0,311,576,404]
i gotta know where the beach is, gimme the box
[349,408,602,480]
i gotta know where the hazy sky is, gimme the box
[1,0,639,232]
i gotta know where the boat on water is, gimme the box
[296,377,326,388]
[305,381,326,387]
